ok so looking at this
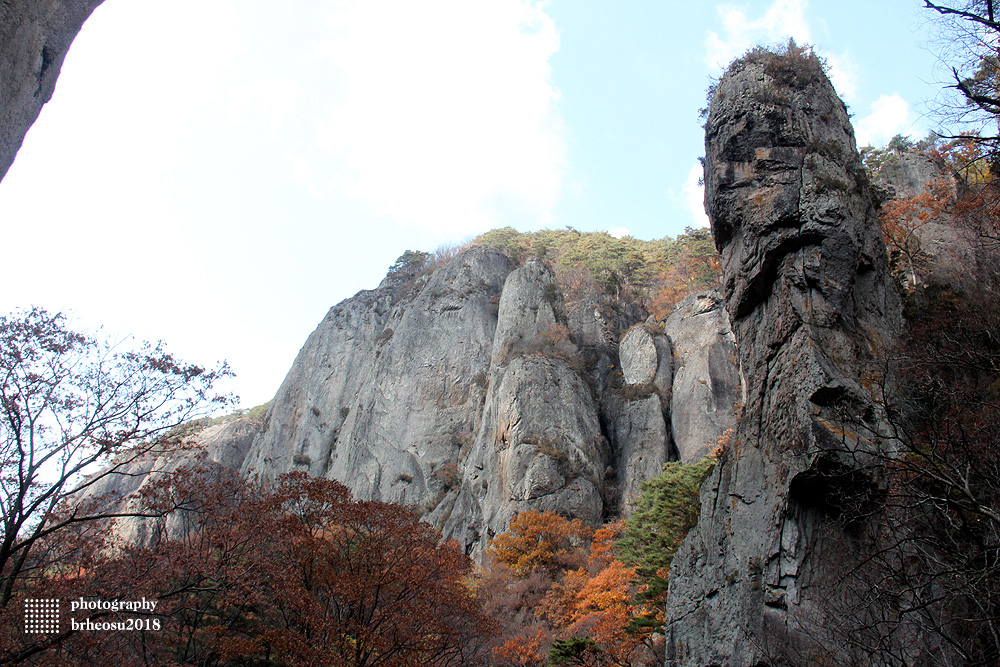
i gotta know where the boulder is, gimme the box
[619,326,658,385]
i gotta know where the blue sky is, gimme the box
[0,0,941,407]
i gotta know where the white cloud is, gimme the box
[316,0,565,238]
[703,0,860,103]
[855,94,921,147]
[823,51,858,102]
[683,163,710,229]
[240,77,305,128]
[608,227,631,238]
[705,0,812,69]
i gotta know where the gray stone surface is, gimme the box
[242,247,510,516]
[664,54,903,666]
[873,151,949,201]
[619,326,658,385]
[871,150,979,290]
[604,392,669,509]
[1,0,104,181]
[664,291,741,463]
[651,333,673,392]
[449,354,608,551]
[490,258,577,365]
[441,260,606,552]
[71,417,261,546]
[81,245,746,561]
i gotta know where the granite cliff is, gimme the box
[76,243,741,556]
[0,0,741,567]
[239,248,741,555]
[0,5,937,657]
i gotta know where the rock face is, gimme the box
[242,247,510,515]
[72,417,261,545]
[235,247,743,555]
[664,291,741,463]
[619,326,659,385]
[1,0,104,181]
[79,245,743,555]
[445,259,608,549]
[872,151,945,201]
[664,53,902,665]
[872,149,983,291]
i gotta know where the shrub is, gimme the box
[617,455,717,621]
[617,381,658,402]
[375,327,394,346]
[728,38,827,90]
[433,462,460,490]
[387,250,429,276]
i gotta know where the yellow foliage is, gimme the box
[487,510,591,576]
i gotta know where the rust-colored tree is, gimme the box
[8,469,495,667]
[877,178,952,287]
[483,512,662,667]
[0,306,230,656]
[487,510,591,577]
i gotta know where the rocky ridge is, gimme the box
[74,245,741,558]
[241,248,741,555]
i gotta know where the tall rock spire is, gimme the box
[664,46,903,665]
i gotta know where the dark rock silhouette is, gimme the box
[664,49,903,665]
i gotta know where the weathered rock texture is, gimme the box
[872,151,946,201]
[72,417,261,545]
[242,248,510,515]
[1,0,104,181]
[873,150,984,291]
[235,248,742,556]
[81,245,741,555]
[664,291,741,463]
[445,259,609,548]
[9,0,741,553]
[664,53,902,665]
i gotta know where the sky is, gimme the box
[0,0,943,409]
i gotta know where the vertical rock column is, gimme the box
[664,51,902,665]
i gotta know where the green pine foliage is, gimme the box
[548,637,602,665]
[388,249,431,276]
[616,456,717,612]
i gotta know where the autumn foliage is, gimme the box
[850,135,1000,662]
[877,178,951,287]
[481,511,663,667]
[474,227,721,319]
[3,470,494,667]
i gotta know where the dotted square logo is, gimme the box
[24,598,60,634]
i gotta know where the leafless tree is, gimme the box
[0,307,231,609]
